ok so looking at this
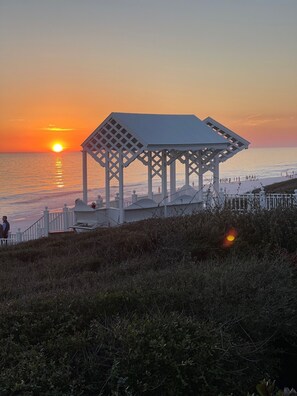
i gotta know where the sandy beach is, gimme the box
[218,175,295,194]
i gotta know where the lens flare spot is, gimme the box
[226,234,236,242]
[223,228,238,248]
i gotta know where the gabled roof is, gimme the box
[203,117,250,164]
[82,112,249,169]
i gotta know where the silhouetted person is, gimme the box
[2,216,10,239]
[0,223,3,239]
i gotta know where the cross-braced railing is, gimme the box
[224,192,297,212]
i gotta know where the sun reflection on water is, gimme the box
[55,157,64,188]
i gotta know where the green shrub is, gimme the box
[0,209,296,394]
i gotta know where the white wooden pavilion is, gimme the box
[77,113,249,228]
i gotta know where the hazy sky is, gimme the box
[1,0,296,151]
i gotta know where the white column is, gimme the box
[198,152,204,201]
[185,154,190,186]
[119,153,124,224]
[82,150,88,203]
[170,160,176,202]
[105,152,110,208]
[161,150,167,201]
[148,151,153,199]
[213,155,219,196]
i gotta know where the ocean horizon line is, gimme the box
[0,145,297,154]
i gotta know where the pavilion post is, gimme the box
[170,160,176,202]
[198,151,204,201]
[185,154,190,186]
[213,155,219,196]
[148,151,153,199]
[161,150,167,202]
[82,150,88,203]
[118,152,124,224]
[105,152,110,208]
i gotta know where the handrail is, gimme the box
[22,215,45,241]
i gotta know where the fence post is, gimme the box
[204,189,211,209]
[259,187,266,209]
[63,204,69,231]
[247,192,254,211]
[96,194,103,208]
[132,190,138,203]
[16,228,22,243]
[44,207,49,237]
[218,188,225,208]
[114,193,119,208]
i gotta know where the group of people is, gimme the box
[0,216,10,239]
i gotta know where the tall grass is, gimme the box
[0,208,296,395]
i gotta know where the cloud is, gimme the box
[244,114,280,126]
[8,118,25,122]
[232,113,292,127]
[40,124,75,132]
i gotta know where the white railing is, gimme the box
[224,191,297,211]
[0,236,17,246]
[265,194,295,209]
[49,210,75,232]
[22,216,45,241]
[2,188,297,247]
[10,204,76,244]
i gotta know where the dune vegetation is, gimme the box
[252,178,297,194]
[0,208,297,395]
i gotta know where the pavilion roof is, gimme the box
[110,113,228,148]
[82,112,249,168]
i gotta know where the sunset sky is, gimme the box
[0,0,296,152]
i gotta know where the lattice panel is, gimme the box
[84,117,144,170]
[179,151,200,176]
[106,150,120,182]
[204,117,249,163]
[150,151,163,178]
[200,148,223,172]
[167,150,184,165]
[188,151,200,176]
[138,150,167,179]
[137,151,149,166]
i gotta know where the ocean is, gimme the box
[1,147,296,232]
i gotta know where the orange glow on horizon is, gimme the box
[0,109,296,153]
[1,2,297,152]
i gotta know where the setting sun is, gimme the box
[52,143,63,153]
